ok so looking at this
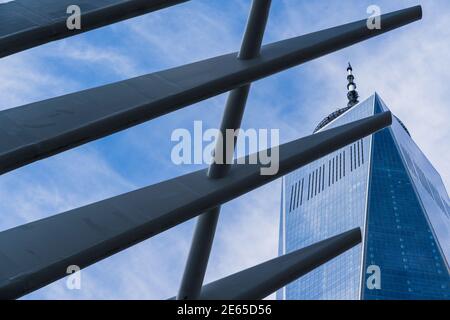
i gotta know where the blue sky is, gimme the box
[0,0,449,299]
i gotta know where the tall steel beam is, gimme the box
[0,0,190,58]
[177,0,272,300]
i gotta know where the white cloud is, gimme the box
[0,54,78,109]
[50,40,140,78]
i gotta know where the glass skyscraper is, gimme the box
[277,93,450,300]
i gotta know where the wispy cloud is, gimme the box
[0,54,79,109]
[50,40,140,78]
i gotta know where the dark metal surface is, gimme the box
[198,228,362,300]
[0,0,189,58]
[0,112,391,299]
[0,5,421,176]
[237,0,272,60]
[178,0,271,300]
[177,206,221,300]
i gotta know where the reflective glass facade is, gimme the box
[278,94,450,300]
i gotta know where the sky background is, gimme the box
[0,0,449,299]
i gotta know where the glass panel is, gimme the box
[362,95,450,300]
[279,95,375,300]
[378,94,450,266]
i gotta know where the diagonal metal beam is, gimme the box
[0,5,421,176]
[0,0,190,58]
[178,0,272,301]
[198,228,362,300]
[0,112,391,299]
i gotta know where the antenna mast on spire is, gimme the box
[347,63,359,107]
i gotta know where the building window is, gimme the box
[307,173,311,200]
[343,150,346,177]
[295,179,301,208]
[361,139,365,164]
[292,182,298,211]
[335,155,339,182]
[300,178,304,206]
[328,160,331,186]
[357,140,361,167]
[315,168,319,196]
[331,157,335,184]
[318,167,322,194]
[350,146,353,172]
[289,184,294,212]
[322,164,325,191]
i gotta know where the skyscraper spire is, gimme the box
[347,63,359,108]
[313,63,362,133]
